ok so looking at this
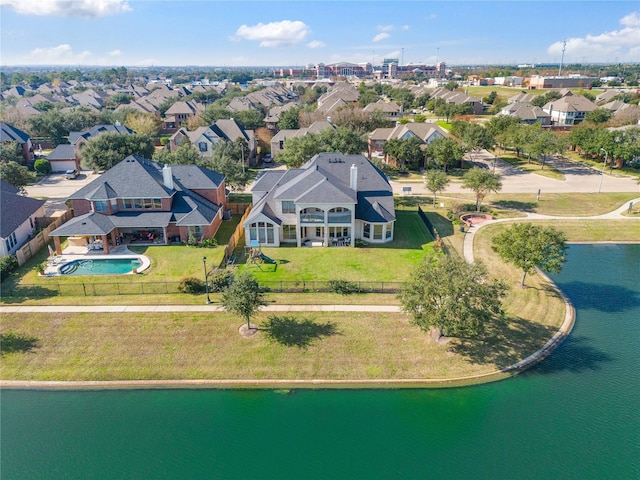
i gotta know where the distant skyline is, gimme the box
[0,0,638,67]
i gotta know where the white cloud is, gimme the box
[0,0,132,18]
[402,25,410,31]
[425,14,437,21]
[547,11,640,62]
[372,32,390,43]
[377,25,394,32]
[233,20,311,48]
[307,40,326,49]
[27,44,93,64]
[108,49,121,57]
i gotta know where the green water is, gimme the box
[2,245,639,479]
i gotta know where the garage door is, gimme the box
[50,160,78,172]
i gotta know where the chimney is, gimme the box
[350,164,358,191]
[162,164,173,190]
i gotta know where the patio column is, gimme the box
[101,234,109,254]
[53,236,62,255]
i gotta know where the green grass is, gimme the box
[242,210,435,283]
[497,153,565,180]
[0,310,554,382]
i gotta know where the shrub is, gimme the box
[33,159,51,175]
[178,277,205,294]
[209,269,234,292]
[0,255,19,281]
[328,279,361,295]
[187,232,199,246]
[201,238,218,248]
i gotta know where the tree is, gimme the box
[523,127,567,169]
[80,132,155,171]
[424,170,449,206]
[0,141,23,164]
[0,161,36,189]
[277,107,300,130]
[462,168,502,211]
[154,141,202,165]
[125,112,161,137]
[424,137,464,172]
[221,270,267,330]
[201,139,250,191]
[492,223,567,287]
[383,137,424,170]
[277,134,320,168]
[317,127,368,155]
[399,255,507,338]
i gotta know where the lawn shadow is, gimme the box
[492,200,538,212]
[0,284,58,303]
[261,315,340,348]
[0,331,39,356]
[450,316,558,368]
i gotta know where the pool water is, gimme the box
[59,258,142,275]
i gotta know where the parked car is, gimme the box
[263,154,272,164]
[65,169,79,179]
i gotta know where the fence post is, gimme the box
[82,283,87,296]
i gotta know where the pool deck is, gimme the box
[42,246,151,276]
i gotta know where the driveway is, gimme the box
[24,170,97,215]
[391,150,640,195]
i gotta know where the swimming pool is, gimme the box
[59,257,143,276]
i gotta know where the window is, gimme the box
[94,201,108,212]
[282,225,296,241]
[250,222,275,244]
[5,232,17,252]
[110,199,119,212]
[199,142,208,152]
[373,224,383,240]
[363,222,371,239]
[282,201,295,214]
[386,224,392,239]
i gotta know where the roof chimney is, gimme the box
[350,164,358,191]
[162,164,173,190]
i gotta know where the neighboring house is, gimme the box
[69,123,134,148]
[49,156,227,255]
[362,100,403,119]
[498,103,551,125]
[0,122,35,164]
[162,100,205,133]
[368,123,449,163]
[543,92,598,126]
[46,144,81,172]
[430,88,485,114]
[243,153,395,248]
[270,120,335,157]
[264,103,298,130]
[0,180,46,257]
[168,118,257,164]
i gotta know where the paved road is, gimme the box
[391,150,640,195]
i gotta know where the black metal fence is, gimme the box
[3,280,405,298]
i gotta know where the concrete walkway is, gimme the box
[462,197,640,263]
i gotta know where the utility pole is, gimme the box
[558,39,567,76]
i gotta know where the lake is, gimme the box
[1,244,638,479]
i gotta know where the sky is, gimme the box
[0,0,638,67]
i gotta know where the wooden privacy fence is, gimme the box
[15,210,73,266]
[220,203,252,267]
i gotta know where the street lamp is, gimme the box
[202,256,211,304]
[598,148,607,194]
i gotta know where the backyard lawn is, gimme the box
[241,210,435,284]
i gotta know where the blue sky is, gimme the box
[1,0,638,67]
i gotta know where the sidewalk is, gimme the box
[0,304,401,313]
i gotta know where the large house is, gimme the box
[0,180,46,257]
[368,123,449,164]
[50,156,226,254]
[543,92,598,126]
[243,153,395,248]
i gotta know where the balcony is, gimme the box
[327,213,351,223]
[299,213,324,223]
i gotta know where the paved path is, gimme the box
[0,304,401,314]
[391,150,640,195]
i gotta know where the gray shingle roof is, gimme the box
[46,144,76,160]
[0,184,45,238]
[0,122,30,143]
[50,212,115,237]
